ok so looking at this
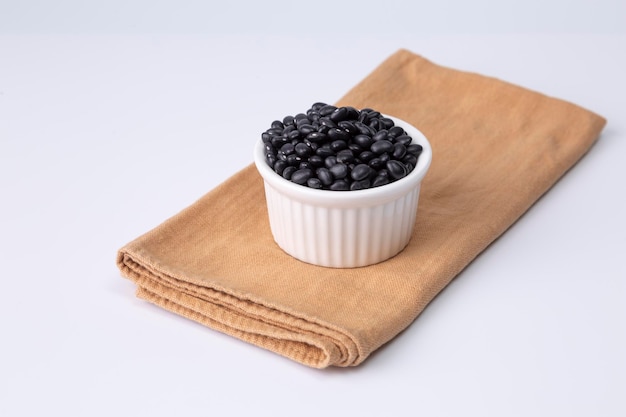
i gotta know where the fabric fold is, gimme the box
[118,230,363,367]
[117,49,606,368]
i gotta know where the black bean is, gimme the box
[280,143,295,155]
[379,117,394,129]
[386,160,408,180]
[353,134,372,149]
[274,160,288,175]
[328,128,350,141]
[345,107,360,120]
[324,155,338,168]
[271,120,284,129]
[358,150,375,163]
[307,178,322,189]
[291,168,313,185]
[282,166,296,180]
[311,102,326,111]
[351,164,372,181]
[319,117,337,129]
[370,140,394,154]
[329,163,348,179]
[294,113,308,121]
[354,121,371,135]
[283,115,295,126]
[372,175,390,188]
[296,121,311,131]
[288,129,301,140]
[372,130,388,142]
[317,125,330,134]
[393,143,407,159]
[316,167,333,186]
[368,157,385,170]
[286,154,300,166]
[319,105,337,116]
[266,153,276,166]
[295,142,312,157]
[282,125,295,135]
[329,107,349,123]
[366,124,377,136]
[348,144,362,153]
[306,131,327,143]
[269,136,283,147]
[308,155,324,167]
[395,135,412,146]
[336,149,355,164]
[267,127,283,136]
[330,140,348,152]
[367,110,381,119]
[338,121,358,135]
[329,180,350,191]
[262,132,271,143]
[388,125,404,138]
[402,153,418,167]
[298,124,316,135]
[407,144,423,156]
[316,144,334,158]
[350,179,371,190]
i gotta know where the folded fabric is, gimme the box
[117,49,606,368]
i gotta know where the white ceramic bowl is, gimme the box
[254,115,432,268]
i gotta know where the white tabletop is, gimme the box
[1,2,625,416]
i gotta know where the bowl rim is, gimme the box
[254,114,433,207]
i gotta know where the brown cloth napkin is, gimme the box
[117,49,606,368]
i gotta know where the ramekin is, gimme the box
[254,115,432,268]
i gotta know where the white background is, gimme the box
[1,1,625,416]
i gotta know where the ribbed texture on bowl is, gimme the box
[254,115,432,268]
[264,182,421,268]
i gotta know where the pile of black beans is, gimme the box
[261,102,423,191]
